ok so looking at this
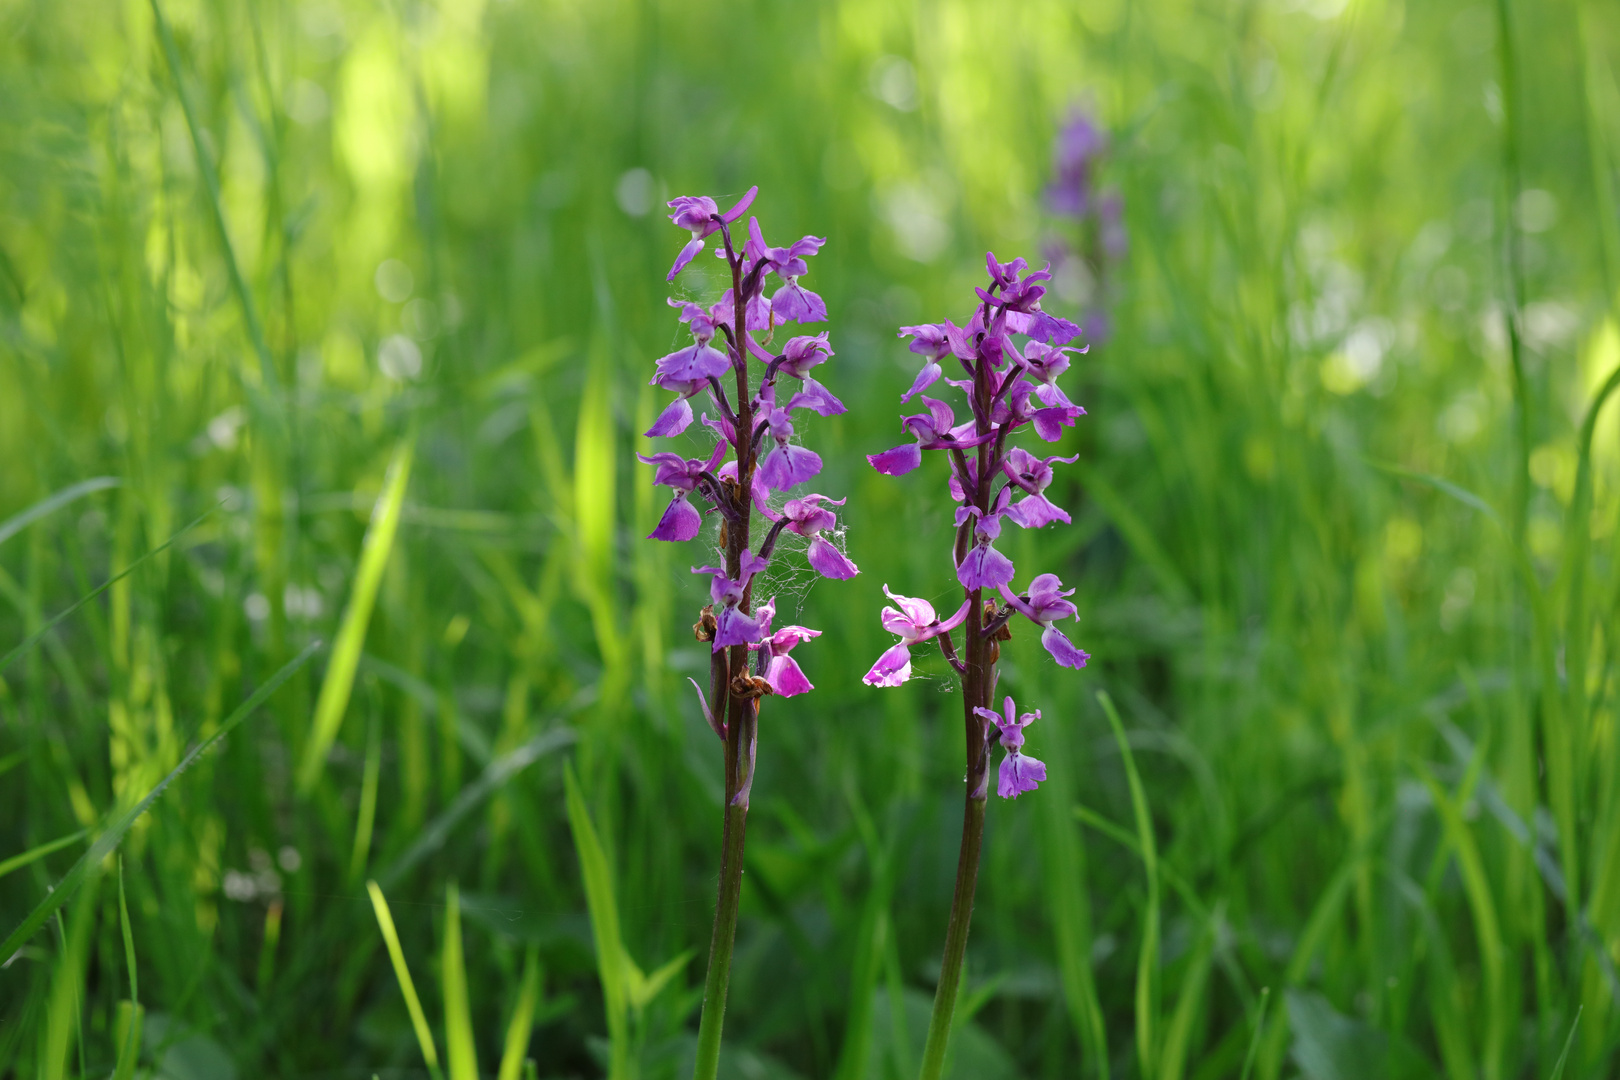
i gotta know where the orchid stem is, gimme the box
[919,591,992,1080]
[692,775,749,1080]
[694,234,757,1080]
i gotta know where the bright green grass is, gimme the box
[3,0,1620,1077]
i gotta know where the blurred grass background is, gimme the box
[3,0,1620,1077]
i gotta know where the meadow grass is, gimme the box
[3,0,1620,1077]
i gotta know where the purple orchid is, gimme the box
[863,248,1096,1072]
[973,696,1047,798]
[649,189,861,1075]
[954,505,1016,590]
[862,587,972,687]
[776,494,859,580]
[637,441,729,541]
[897,321,956,402]
[666,187,758,281]
[1043,105,1125,346]
[1001,448,1080,528]
[756,407,823,491]
[748,598,822,697]
[746,218,829,324]
[693,552,769,651]
[998,574,1090,670]
[867,396,995,476]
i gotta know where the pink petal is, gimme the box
[765,655,814,697]
[806,536,859,580]
[863,642,913,687]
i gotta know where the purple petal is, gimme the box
[901,361,943,404]
[772,282,828,324]
[759,445,823,491]
[656,343,731,382]
[1032,406,1084,442]
[957,541,1016,590]
[785,379,846,417]
[720,185,759,224]
[1040,624,1090,669]
[806,536,859,579]
[667,237,705,282]
[765,654,814,697]
[863,642,913,687]
[1004,495,1070,529]
[867,443,922,475]
[645,397,695,438]
[713,605,765,651]
[998,752,1047,798]
[648,494,702,541]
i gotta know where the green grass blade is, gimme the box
[497,946,542,1080]
[1040,717,1109,1079]
[117,857,137,1005]
[443,882,480,1080]
[0,505,216,676]
[41,884,96,1080]
[348,707,383,883]
[1239,987,1271,1080]
[0,828,88,880]
[148,0,278,394]
[113,858,140,1080]
[1416,762,1507,1079]
[0,640,318,961]
[563,762,630,1080]
[367,880,445,1080]
[1158,923,1214,1080]
[374,728,576,890]
[0,477,119,550]
[1099,690,1160,1080]
[1548,1007,1581,1080]
[297,437,414,793]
